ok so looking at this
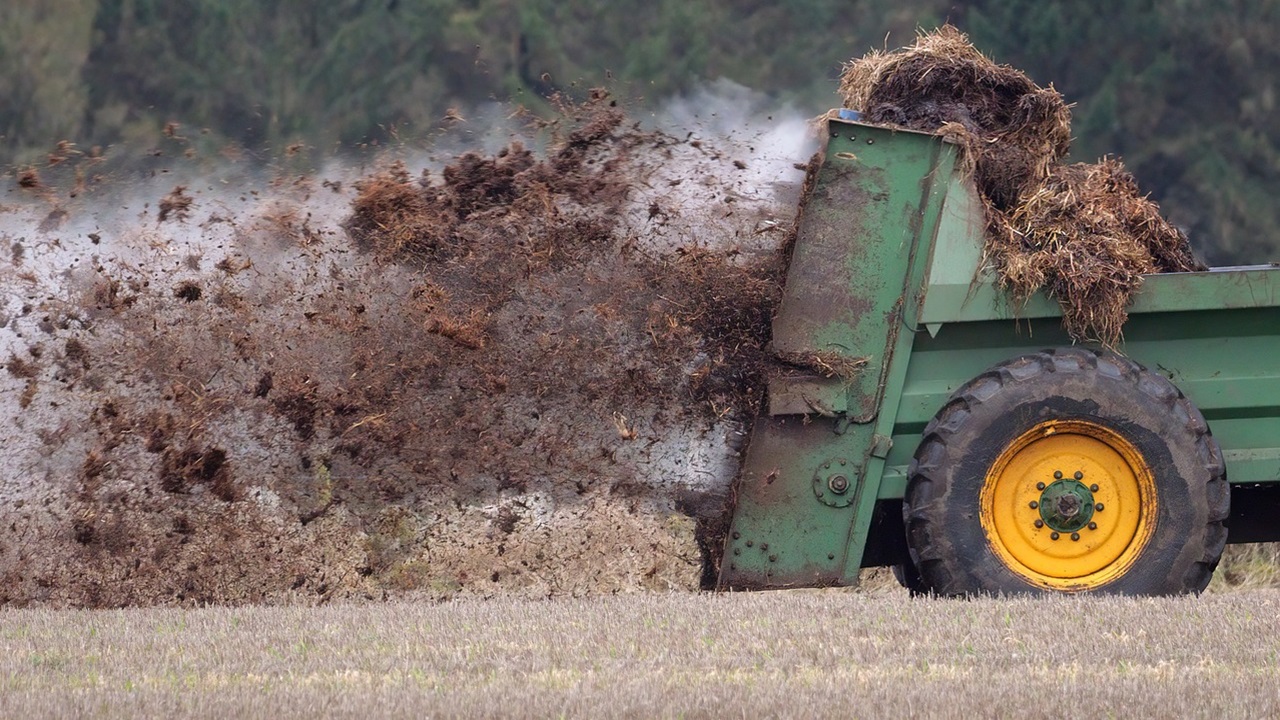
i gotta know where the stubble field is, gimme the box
[3,586,1279,719]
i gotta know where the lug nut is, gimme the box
[1095,503,1104,512]
[1050,532,1060,540]
[1034,519,1044,528]
[1029,501,1039,509]
[1074,471,1084,480]
[1088,522,1098,530]
[1054,471,1063,480]
[1037,482,1046,490]
[1071,532,1080,541]
[1090,484,1099,492]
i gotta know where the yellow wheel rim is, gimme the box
[979,420,1157,591]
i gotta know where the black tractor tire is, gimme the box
[891,561,928,596]
[904,348,1228,596]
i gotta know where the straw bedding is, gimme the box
[840,26,1202,345]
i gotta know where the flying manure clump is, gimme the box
[840,25,1203,345]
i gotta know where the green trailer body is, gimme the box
[718,115,1280,593]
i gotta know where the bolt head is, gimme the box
[1050,532,1060,540]
[1095,503,1104,512]
[1034,519,1044,528]
[732,532,741,540]
[768,554,778,562]
[1036,482,1046,491]
[1029,501,1039,509]
[1088,522,1097,530]
[1090,484,1099,492]
[828,553,836,560]
[1054,471,1063,480]
[1074,471,1084,480]
[746,541,753,547]
[761,543,769,551]
[1071,532,1080,541]
[733,548,741,556]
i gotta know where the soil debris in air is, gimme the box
[159,185,194,222]
[840,25,1203,345]
[0,89,803,606]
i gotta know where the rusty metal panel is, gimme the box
[771,122,948,422]
[719,119,958,590]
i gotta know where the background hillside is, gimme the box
[3,0,1278,263]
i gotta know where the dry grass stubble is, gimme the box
[3,591,1279,719]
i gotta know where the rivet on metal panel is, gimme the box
[828,553,836,560]
[768,555,778,563]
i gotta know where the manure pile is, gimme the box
[0,93,809,606]
[842,26,1202,344]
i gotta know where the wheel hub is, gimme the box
[1039,479,1095,532]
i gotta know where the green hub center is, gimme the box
[1039,479,1096,532]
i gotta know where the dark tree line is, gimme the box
[2,0,1277,261]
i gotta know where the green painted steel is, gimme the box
[1038,479,1096,533]
[717,115,1280,591]
[719,120,955,590]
